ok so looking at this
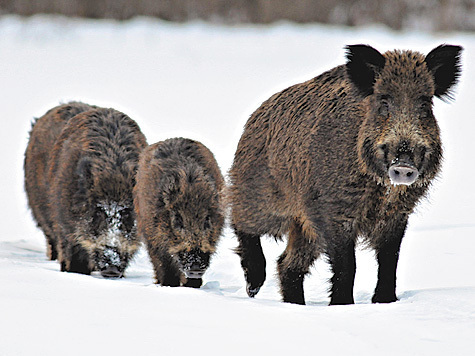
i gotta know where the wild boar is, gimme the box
[134,138,225,288]
[24,102,96,260]
[47,106,147,277]
[229,44,462,305]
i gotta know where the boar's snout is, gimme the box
[378,139,426,186]
[185,269,205,279]
[177,249,210,279]
[98,246,125,278]
[388,162,419,186]
[100,265,122,278]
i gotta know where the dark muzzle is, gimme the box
[100,265,123,278]
[184,266,206,279]
[178,249,210,279]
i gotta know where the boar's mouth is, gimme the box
[388,161,419,186]
[184,269,205,279]
[97,247,126,278]
[100,265,123,278]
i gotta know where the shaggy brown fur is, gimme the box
[134,138,225,288]
[46,105,147,276]
[230,44,462,305]
[24,102,95,260]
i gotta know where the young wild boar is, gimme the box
[230,44,462,305]
[47,106,147,277]
[24,102,96,260]
[134,138,225,288]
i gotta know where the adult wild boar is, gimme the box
[230,44,462,305]
[134,138,225,288]
[24,102,96,260]
[47,106,147,277]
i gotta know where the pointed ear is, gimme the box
[346,44,386,96]
[425,44,463,100]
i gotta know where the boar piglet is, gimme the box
[230,44,462,305]
[25,102,96,260]
[134,138,225,288]
[47,106,147,277]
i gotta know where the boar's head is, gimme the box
[75,157,140,278]
[162,165,224,280]
[347,44,462,187]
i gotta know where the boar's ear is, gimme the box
[425,44,463,101]
[346,44,385,96]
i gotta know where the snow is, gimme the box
[98,201,127,241]
[1,15,475,355]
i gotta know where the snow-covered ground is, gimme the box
[1,16,474,355]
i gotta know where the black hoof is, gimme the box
[329,295,355,306]
[372,294,398,304]
[242,265,266,298]
[246,283,261,298]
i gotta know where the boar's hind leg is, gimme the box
[327,231,356,305]
[277,220,319,305]
[372,216,407,304]
[234,230,266,298]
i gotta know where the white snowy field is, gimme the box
[1,15,475,355]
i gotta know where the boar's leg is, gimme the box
[59,239,92,275]
[327,232,356,305]
[277,219,319,305]
[372,216,407,303]
[45,234,58,261]
[234,230,266,298]
[150,249,181,287]
[68,246,92,274]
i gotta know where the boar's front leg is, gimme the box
[234,230,266,298]
[372,216,408,303]
[326,226,356,305]
[277,219,319,305]
[149,248,182,287]
[59,237,92,275]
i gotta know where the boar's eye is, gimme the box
[378,95,391,117]
[91,206,107,235]
[172,213,184,230]
[418,96,432,117]
[203,215,211,230]
[121,208,135,231]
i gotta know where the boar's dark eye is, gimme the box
[418,97,432,116]
[91,206,107,235]
[173,213,184,230]
[378,95,391,117]
[121,208,134,231]
[203,215,211,230]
